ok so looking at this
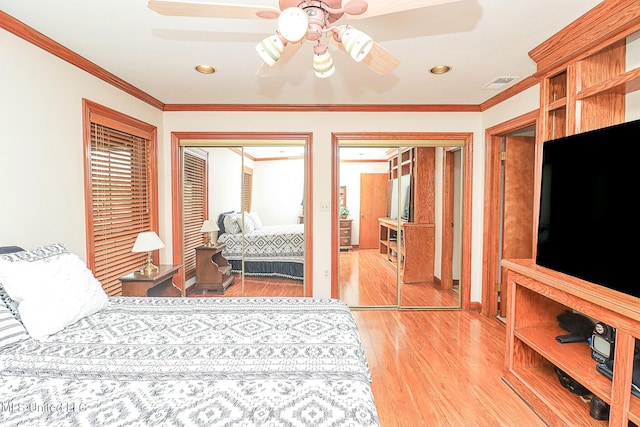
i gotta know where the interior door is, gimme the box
[359,173,387,249]
[499,135,535,315]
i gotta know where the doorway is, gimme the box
[482,112,538,318]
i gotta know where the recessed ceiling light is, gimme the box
[195,64,216,74]
[430,65,451,74]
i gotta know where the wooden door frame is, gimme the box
[331,132,473,311]
[440,147,457,290]
[170,132,313,297]
[481,111,538,317]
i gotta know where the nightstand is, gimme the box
[339,218,353,250]
[119,264,182,297]
[194,244,234,294]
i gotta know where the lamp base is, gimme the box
[139,252,159,276]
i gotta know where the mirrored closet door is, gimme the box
[338,143,464,309]
[179,142,306,298]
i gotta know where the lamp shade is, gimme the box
[132,231,165,253]
[200,219,219,233]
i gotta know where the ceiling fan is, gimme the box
[148,0,459,78]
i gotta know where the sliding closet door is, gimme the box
[338,146,398,307]
[181,144,306,297]
[338,143,463,309]
[242,146,305,297]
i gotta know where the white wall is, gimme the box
[252,158,304,226]
[0,30,163,259]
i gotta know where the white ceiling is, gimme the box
[1,0,602,106]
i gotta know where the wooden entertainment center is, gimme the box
[378,146,435,283]
[502,259,640,427]
[501,3,640,426]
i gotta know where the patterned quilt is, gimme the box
[218,224,304,265]
[0,297,378,427]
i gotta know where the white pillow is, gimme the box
[223,213,241,234]
[238,212,255,233]
[0,250,108,340]
[248,211,263,230]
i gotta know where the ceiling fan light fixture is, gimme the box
[313,50,335,78]
[256,34,285,66]
[340,26,373,62]
[278,7,309,42]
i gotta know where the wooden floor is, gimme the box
[354,309,546,427]
[340,248,460,307]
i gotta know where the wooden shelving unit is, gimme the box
[503,259,640,427]
[504,6,640,425]
[532,3,640,142]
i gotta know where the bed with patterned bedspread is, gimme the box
[0,245,378,427]
[218,213,305,280]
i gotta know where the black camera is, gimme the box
[591,322,615,363]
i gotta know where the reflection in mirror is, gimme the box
[338,145,462,309]
[182,145,305,298]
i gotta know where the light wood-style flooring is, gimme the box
[354,309,545,426]
[340,248,460,307]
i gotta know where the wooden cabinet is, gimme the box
[378,218,434,283]
[120,264,182,297]
[387,147,435,223]
[339,219,352,250]
[380,146,436,283]
[194,244,234,294]
[502,259,640,427]
[531,2,640,141]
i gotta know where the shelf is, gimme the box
[514,325,613,401]
[504,260,640,426]
[577,67,640,100]
[547,97,567,112]
[506,365,607,427]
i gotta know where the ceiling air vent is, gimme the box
[483,76,518,89]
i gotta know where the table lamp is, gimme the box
[200,219,219,247]
[132,231,165,275]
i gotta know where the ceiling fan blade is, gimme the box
[361,42,401,74]
[349,0,462,19]
[148,0,279,20]
[329,37,400,75]
[256,39,305,77]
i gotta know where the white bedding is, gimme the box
[0,296,379,426]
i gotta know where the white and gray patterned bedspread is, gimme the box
[0,297,379,427]
[218,224,304,264]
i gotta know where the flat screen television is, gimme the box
[388,174,411,221]
[535,119,640,299]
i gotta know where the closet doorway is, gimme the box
[482,112,537,318]
[331,133,473,310]
[170,132,313,297]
